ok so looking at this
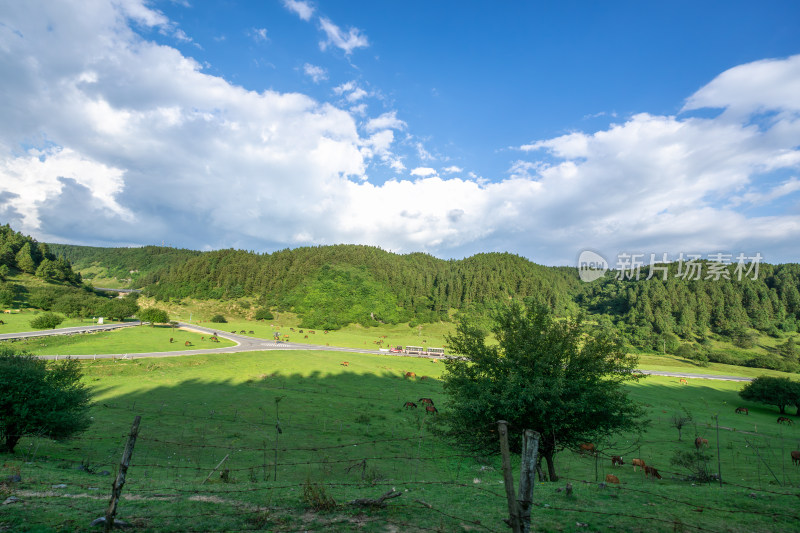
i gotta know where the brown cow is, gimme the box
[679,378,688,385]
[340,361,349,366]
[791,451,800,466]
[184,341,191,346]
[419,398,434,406]
[778,416,793,425]
[695,437,709,449]
[579,443,596,456]
[403,401,417,409]
[735,407,749,415]
[605,474,620,484]
[405,372,416,378]
[631,458,646,472]
[611,455,624,467]
[425,404,438,415]
[644,465,662,480]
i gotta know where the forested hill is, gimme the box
[135,245,582,328]
[48,243,201,287]
[0,224,80,284]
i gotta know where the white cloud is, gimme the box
[319,17,368,55]
[334,81,369,103]
[410,167,437,177]
[283,0,315,21]
[1,3,799,264]
[303,63,327,83]
[249,28,268,42]
[442,165,463,174]
[366,111,406,133]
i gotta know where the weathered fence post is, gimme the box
[104,415,141,533]
[517,430,540,533]
[497,420,522,533]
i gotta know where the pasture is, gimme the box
[2,349,800,532]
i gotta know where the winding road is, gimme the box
[0,322,752,381]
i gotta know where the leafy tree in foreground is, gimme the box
[30,312,65,330]
[739,376,800,415]
[137,307,169,325]
[0,348,93,453]
[438,302,645,481]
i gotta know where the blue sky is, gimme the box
[1,0,799,265]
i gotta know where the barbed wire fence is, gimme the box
[3,404,800,532]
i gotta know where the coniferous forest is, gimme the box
[2,223,799,372]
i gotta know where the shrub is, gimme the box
[254,308,274,321]
[210,314,227,323]
[30,312,64,329]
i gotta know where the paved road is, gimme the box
[0,323,754,381]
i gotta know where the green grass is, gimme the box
[2,349,800,532]
[2,324,236,355]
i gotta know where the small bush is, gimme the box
[30,311,65,329]
[302,478,337,511]
[210,314,227,323]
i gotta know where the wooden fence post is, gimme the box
[497,420,521,533]
[517,430,540,533]
[104,416,141,533]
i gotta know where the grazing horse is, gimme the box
[778,416,793,425]
[425,404,438,415]
[631,458,646,472]
[695,437,709,449]
[169,337,174,343]
[403,401,417,409]
[579,443,596,456]
[340,361,349,367]
[735,407,749,415]
[791,451,800,466]
[644,465,662,480]
[605,474,620,484]
[418,398,434,406]
[184,341,191,346]
[405,372,416,378]
[679,378,688,385]
[611,456,624,467]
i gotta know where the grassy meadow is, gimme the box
[2,346,800,532]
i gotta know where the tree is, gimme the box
[14,242,36,274]
[210,314,227,323]
[670,407,693,441]
[30,312,65,329]
[100,297,139,321]
[0,348,93,453]
[438,302,645,481]
[739,376,800,415]
[137,307,169,325]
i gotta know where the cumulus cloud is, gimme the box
[303,63,327,83]
[410,167,437,177]
[283,0,315,21]
[1,1,799,264]
[318,17,369,55]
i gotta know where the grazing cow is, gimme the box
[778,416,793,425]
[404,401,417,409]
[405,372,416,378]
[231,331,236,334]
[631,458,646,472]
[304,335,309,339]
[340,361,349,367]
[644,465,662,480]
[735,407,749,415]
[290,328,295,332]
[240,330,246,334]
[605,474,620,484]
[611,456,624,467]
[425,404,439,415]
[579,443,596,456]
[201,337,204,341]
[185,341,191,346]
[695,437,709,449]
[419,398,434,406]
[791,451,800,466]
[248,330,254,334]
[679,378,688,385]
[299,330,304,333]
[309,330,315,334]
[169,337,174,343]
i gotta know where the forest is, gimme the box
[3,223,800,372]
